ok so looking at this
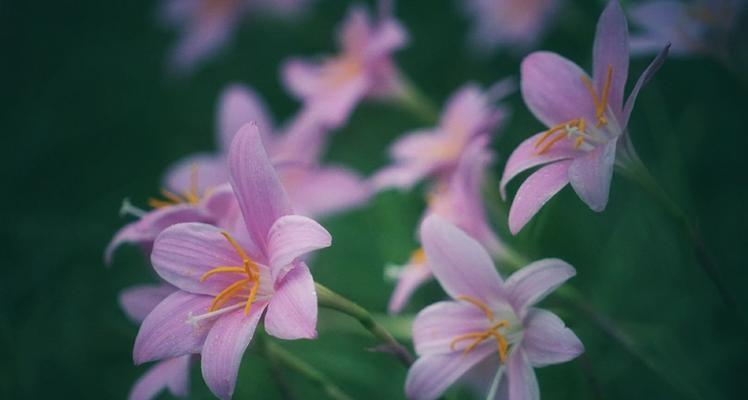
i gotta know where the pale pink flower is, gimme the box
[629,0,744,58]
[388,138,505,314]
[282,4,408,127]
[161,0,312,74]
[500,0,670,234]
[461,0,561,52]
[168,84,371,218]
[405,215,583,400]
[120,285,193,400]
[373,81,511,191]
[133,125,331,399]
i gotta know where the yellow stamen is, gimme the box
[208,279,250,312]
[534,123,570,147]
[148,198,175,209]
[410,248,426,264]
[199,231,262,316]
[183,164,201,205]
[161,189,185,204]
[449,319,511,362]
[536,131,567,155]
[456,295,494,321]
[581,65,613,127]
[200,267,247,282]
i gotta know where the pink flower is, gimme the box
[133,125,332,399]
[105,183,238,265]
[120,285,193,400]
[388,138,505,314]
[461,0,561,52]
[500,0,670,234]
[405,215,583,400]
[629,0,743,58]
[160,0,312,74]
[168,84,372,218]
[373,81,511,191]
[282,4,408,127]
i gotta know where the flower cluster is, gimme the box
[109,1,698,399]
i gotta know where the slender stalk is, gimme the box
[392,76,440,124]
[616,151,740,318]
[263,340,354,400]
[257,335,296,400]
[315,282,414,366]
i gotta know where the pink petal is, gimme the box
[307,75,369,127]
[229,124,292,253]
[272,109,326,165]
[363,19,408,61]
[405,345,495,400]
[282,59,323,100]
[439,84,494,140]
[508,160,572,235]
[390,128,445,160]
[523,308,584,367]
[128,355,191,400]
[500,131,580,199]
[105,205,210,265]
[506,349,540,400]
[168,10,239,74]
[264,263,318,340]
[285,166,371,218]
[568,139,617,212]
[134,292,213,364]
[623,44,670,126]
[151,223,252,296]
[217,84,274,152]
[592,0,629,118]
[201,305,265,400]
[420,215,505,304]
[387,262,433,314]
[520,52,597,128]
[504,258,576,314]
[119,285,176,323]
[164,153,228,195]
[339,6,372,53]
[267,215,331,281]
[412,300,491,356]
[370,162,434,191]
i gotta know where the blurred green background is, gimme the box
[3,0,748,399]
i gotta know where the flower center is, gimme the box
[322,55,364,88]
[148,164,204,209]
[449,295,513,363]
[534,65,616,155]
[199,231,262,316]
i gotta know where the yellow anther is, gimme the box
[199,231,262,316]
[200,267,246,282]
[410,248,426,264]
[581,65,613,127]
[449,319,511,362]
[457,295,495,321]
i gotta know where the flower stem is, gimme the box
[263,339,354,400]
[393,75,440,124]
[315,282,414,366]
[616,151,740,319]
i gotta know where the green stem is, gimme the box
[264,340,354,400]
[315,282,414,366]
[258,335,296,400]
[617,152,739,316]
[393,76,440,124]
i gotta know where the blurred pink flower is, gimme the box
[387,138,505,314]
[500,0,670,234]
[372,81,511,191]
[629,0,743,58]
[134,125,331,400]
[461,0,561,52]
[282,4,408,127]
[405,215,583,400]
[167,84,372,218]
[161,0,312,74]
[120,285,194,400]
